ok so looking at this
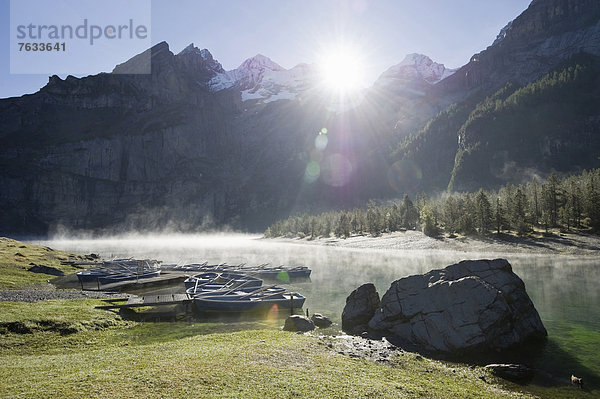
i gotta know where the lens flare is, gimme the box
[276,270,290,283]
[304,161,320,183]
[315,134,328,151]
[321,153,353,187]
[266,304,280,321]
[387,160,422,193]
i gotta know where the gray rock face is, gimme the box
[369,259,547,354]
[310,313,333,328]
[283,315,314,332]
[341,283,380,335]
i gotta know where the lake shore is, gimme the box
[269,229,600,256]
[1,237,596,398]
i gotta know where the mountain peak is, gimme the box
[398,53,435,67]
[112,41,172,74]
[238,54,285,72]
[177,43,215,61]
[375,53,456,90]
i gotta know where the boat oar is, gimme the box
[192,276,201,294]
[189,272,222,295]
[234,285,278,301]
[194,279,257,297]
[254,291,295,301]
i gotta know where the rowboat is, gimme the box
[193,287,306,313]
[183,272,263,291]
[187,285,286,297]
[76,259,161,285]
[232,265,311,280]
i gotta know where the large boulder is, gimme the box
[342,283,380,335]
[368,259,547,354]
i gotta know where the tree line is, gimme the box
[264,169,600,238]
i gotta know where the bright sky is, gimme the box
[0,0,532,99]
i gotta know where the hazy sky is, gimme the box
[0,0,532,99]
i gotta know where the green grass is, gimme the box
[0,237,84,289]
[0,305,532,399]
[0,297,593,398]
[0,299,128,339]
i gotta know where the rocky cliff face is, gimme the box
[0,42,315,234]
[438,0,600,98]
[0,42,395,234]
[1,0,599,234]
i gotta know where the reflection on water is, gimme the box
[35,234,600,385]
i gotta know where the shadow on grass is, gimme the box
[404,336,599,392]
[471,232,600,253]
[104,304,301,346]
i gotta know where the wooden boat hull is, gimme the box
[194,293,305,313]
[187,285,286,296]
[235,268,311,280]
[77,270,161,285]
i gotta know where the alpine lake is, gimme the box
[35,234,600,396]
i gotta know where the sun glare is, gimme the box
[319,48,364,93]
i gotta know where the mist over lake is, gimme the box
[34,233,600,384]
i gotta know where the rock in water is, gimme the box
[368,259,547,354]
[283,315,315,332]
[485,364,534,381]
[311,313,333,328]
[342,283,380,335]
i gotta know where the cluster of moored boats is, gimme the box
[184,271,306,313]
[76,259,309,313]
[164,262,311,280]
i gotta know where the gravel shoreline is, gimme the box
[0,287,126,303]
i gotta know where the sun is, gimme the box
[319,48,364,93]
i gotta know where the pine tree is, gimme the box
[475,189,492,235]
[367,202,383,236]
[443,195,459,235]
[388,204,402,232]
[585,173,600,232]
[401,195,418,229]
[420,204,439,237]
[513,187,529,235]
[335,212,351,238]
[309,216,318,238]
[530,178,541,226]
[493,196,505,234]
[458,193,476,235]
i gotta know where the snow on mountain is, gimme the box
[239,61,317,103]
[181,44,453,104]
[207,54,317,103]
[375,53,457,90]
[230,54,285,87]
